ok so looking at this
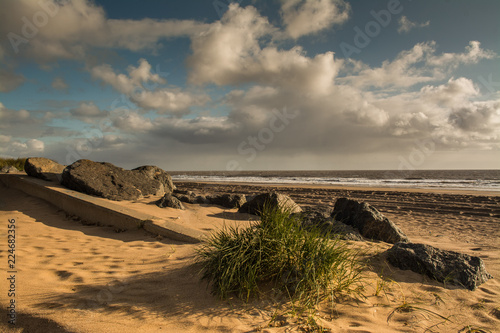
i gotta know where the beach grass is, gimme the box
[0,157,26,171]
[196,202,364,315]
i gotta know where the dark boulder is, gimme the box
[294,208,364,241]
[332,198,409,244]
[132,165,175,193]
[386,242,493,290]
[24,157,65,181]
[156,193,185,210]
[238,192,302,216]
[173,193,196,204]
[208,193,247,209]
[61,159,174,201]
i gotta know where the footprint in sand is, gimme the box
[55,270,73,280]
[72,276,84,283]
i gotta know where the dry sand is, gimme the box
[1,180,499,332]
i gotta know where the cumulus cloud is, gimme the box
[70,102,108,121]
[91,59,209,114]
[0,138,45,157]
[280,0,350,38]
[397,16,430,34]
[187,4,342,95]
[51,77,68,91]
[0,0,210,63]
[449,101,500,133]
[0,102,32,125]
[420,77,479,107]
[342,41,496,89]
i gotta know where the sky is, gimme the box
[0,0,499,171]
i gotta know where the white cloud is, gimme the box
[70,102,107,118]
[0,138,45,157]
[0,134,11,143]
[341,41,496,89]
[448,101,500,133]
[51,77,68,91]
[420,77,479,107]
[27,138,45,152]
[397,16,430,34]
[0,102,31,125]
[0,0,210,64]
[280,0,350,38]
[187,4,342,95]
[91,59,209,114]
[426,41,496,68]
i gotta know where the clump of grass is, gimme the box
[458,325,491,333]
[196,203,363,314]
[0,157,26,171]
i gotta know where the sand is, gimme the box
[1,180,499,332]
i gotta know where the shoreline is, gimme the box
[173,180,500,197]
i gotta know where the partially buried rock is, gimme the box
[332,198,409,244]
[295,208,364,241]
[0,165,19,173]
[24,157,65,182]
[208,193,247,209]
[386,242,493,291]
[156,193,185,210]
[61,159,174,201]
[238,192,302,216]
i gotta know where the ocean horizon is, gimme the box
[170,169,500,192]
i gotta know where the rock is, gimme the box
[173,193,196,204]
[294,208,364,241]
[208,193,247,209]
[332,198,409,244]
[0,165,19,173]
[156,193,185,210]
[132,165,175,193]
[61,159,174,201]
[386,242,493,290]
[196,195,209,204]
[238,192,302,216]
[24,157,65,182]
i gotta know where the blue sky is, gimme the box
[0,0,499,170]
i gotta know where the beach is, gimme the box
[1,179,499,332]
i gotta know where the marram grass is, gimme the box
[0,157,26,171]
[196,203,364,311]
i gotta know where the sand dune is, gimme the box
[1,181,499,332]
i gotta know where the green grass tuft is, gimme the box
[196,202,364,313]
[0,157,26,171]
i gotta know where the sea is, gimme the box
[169,170,500,192]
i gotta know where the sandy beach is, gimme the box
[1,179,499,332]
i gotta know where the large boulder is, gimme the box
[238,192,302,216]
[208,193,247,209]
[295,208,364,241]
[24,157,65,182]
[156,193,185,210]
[386,242,493,290]
[61,159,174,201]
[132,165,175,193]
[332,198,409,244]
